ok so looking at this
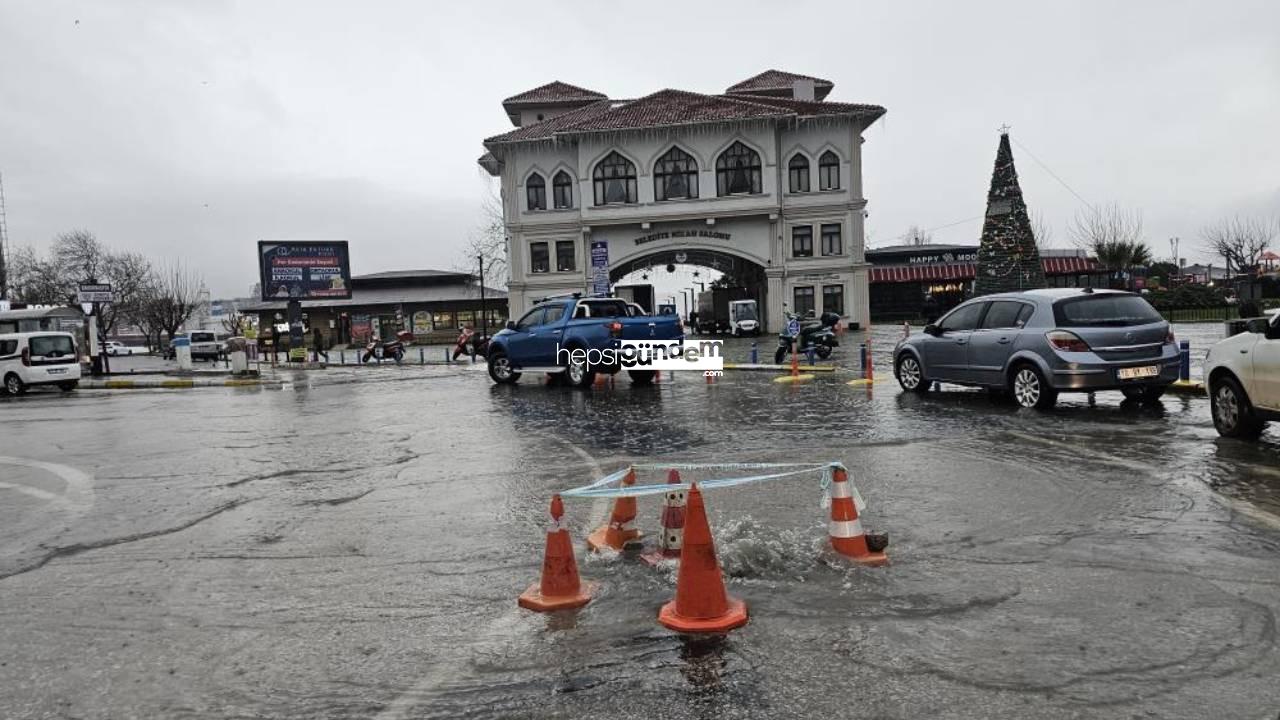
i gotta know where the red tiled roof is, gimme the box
[502,81,607,106]
[716,93,885,120]
[727,70,834,97]
[870,256,1099,284]
[485,100,614,143]
[485,89,884,145]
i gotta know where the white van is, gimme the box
[0,332,82,395]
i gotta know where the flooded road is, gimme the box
[2,324,1279,719]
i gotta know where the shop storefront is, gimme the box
[867,245,1105,321]
[242,269,507,347]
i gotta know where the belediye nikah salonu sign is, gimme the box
[258,241,352,301]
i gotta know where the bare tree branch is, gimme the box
[1030,210,1053,248]
[1200,216,1277,274]
[1069,204,1151,271]
[458,187,508,290]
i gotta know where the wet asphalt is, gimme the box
[2,324,1279,720]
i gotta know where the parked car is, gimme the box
[104,340,133,356]
[487,294,684,386]
[893,288,1178,409]
[1205,313,1280,438]
[0,331,82,394]
[163,332,222,361]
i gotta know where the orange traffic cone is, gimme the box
[640,469,686,567]
[587,469,643,552]
[828,467,887,566]
[518,495,596,612]
[658,482,749,633]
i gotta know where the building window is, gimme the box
[788,154,810,193]
[553,171,573,209]
[526,173,546,211]
[823,284,844,315]
[530,242,549,273]
[818,151,840,190]
[793,286,815,317]
[432,311,454,329]
[556,240,576,272]
[653,147,699,201]
[791,226,813,257]
[821,223,842,256]
[716,141,762,196]
[456,310,475,327]
[593,151,637,205]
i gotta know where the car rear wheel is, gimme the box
[895,354,928,394]
[1210,375,1264,439]
[59,381,78,392]
[4,373,26,396]
[1121,385,1167,403]
[1011,364,1057,409]
[487,350,520,384]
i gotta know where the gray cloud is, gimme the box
[2,0,1277,296]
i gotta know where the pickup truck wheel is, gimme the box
[628,370,655,385]
[487,351,520,384]
[565,356,595,388]
[1211,375,1264,438]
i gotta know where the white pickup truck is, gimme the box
[1205,310,1280,438]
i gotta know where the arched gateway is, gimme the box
[479,71,886,332]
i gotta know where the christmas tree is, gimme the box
[973,131,1046,295]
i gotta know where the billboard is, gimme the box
[258,241,352,302]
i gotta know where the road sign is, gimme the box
[77,283,114,303]
[590,241,610,296]
[787,318,801,336]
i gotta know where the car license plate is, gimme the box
[1117,365,1159,380]
[47,367,67,375]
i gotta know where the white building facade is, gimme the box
[479,71,885,331]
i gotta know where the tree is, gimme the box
[52,229,105,284]
[221,309,247,336]
[459,190,508,290]
[905,225,932,245]
[98,251,151,339]
[1201,216,1277,275]
[1070,204,1152,272]
[7,245,68,305]
[139,260,203,346]
[1030,210,1053,248]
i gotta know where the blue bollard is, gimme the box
[750,341,758,364]
[1179,339,1190,381]
[859,343,867,372]
[806,348,815,366]
[419,347,425,365]
[444,347,449,363]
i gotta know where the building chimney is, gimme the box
[792,79,815,102]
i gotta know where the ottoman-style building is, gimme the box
[478,70,885,331]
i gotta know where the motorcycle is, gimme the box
[452,327,491,361]
[363,330,414,364]
[774,311,840,364]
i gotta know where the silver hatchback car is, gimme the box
[893,288,1179,408]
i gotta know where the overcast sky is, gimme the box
[1,1,1277,297]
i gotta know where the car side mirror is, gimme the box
[923,324,941,337]
[505,320,517,331]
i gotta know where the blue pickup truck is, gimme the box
[487,295,684,386]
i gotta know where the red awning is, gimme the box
[870,256,1100,284]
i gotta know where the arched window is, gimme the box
[593,152,637,205]
[552,171,573,209]
[716,142,762,196]
[526,173,546,211]
[788,154,810,193]
[653,147,698,201]
[818,151,840,191]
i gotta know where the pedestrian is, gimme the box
[312,327,329,363]
[270,326,281,366]
[922,293,939,325]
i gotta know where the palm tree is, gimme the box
[1092,239,1153,273]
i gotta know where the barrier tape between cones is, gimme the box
[561,462,864,510]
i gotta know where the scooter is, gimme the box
[363,330,414,364]
[774,311,840,364]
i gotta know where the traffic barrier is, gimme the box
[518,495,596,612]
[586,469,643,553]
[1178,339,1191,381]
[640,469,686,566]
[827,466,887,566]
[749,341,758,364]
[657,482,749,633]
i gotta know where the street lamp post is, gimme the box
[477,254,487,341]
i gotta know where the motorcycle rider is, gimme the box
[453,324,475,361]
